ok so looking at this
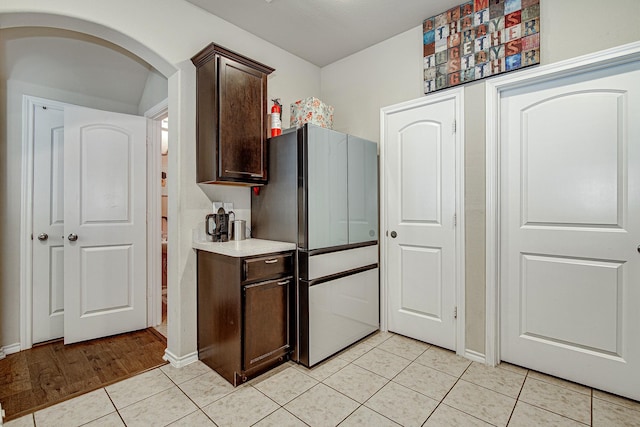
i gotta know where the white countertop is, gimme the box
[193,237,296,257]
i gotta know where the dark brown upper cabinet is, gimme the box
[191,44,274,185]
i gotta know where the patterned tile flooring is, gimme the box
[5,331,639,426]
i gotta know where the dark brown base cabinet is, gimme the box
[197,250,294,386]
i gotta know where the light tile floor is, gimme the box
[5,332,640,427]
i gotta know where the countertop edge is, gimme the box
[192,238,296,257]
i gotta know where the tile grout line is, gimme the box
[359,345,443,426]
[248,380,311,426]
[102,388,127,427]
[318,368,390,426]
[517,372,593,426]
[504,365,529,426]
[418,358,481,426]
[149,367,216,426]
[319,337,424,426]
[361,338,467,425]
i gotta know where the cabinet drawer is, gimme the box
[243,253,293,282]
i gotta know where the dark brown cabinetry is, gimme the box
[197,250,293,385]
[191,44,274,185]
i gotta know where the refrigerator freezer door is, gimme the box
[306,267,379,366]
[348,135,378,244]
[306,125,348,250]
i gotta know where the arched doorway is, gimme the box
[0,12,176,352]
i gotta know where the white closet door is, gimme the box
[385,97,458,350]
[500,62,640,400]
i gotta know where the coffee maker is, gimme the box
[206,204,234,242]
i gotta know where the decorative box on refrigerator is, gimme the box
[251,124,379,367]
[290,97,334,129]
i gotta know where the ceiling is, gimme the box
[185,0,461,67]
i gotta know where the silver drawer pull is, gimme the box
[264,259,278,264]
[225,170,263,178]
[277,280,289,285]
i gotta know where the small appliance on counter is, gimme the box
[205,202,234,242]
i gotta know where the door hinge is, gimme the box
[453,213,457,227]
[454,306,458,319]
[452,120,456,134]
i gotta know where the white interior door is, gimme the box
[63,106,147,344]
[384,97,458,350]
[500,62,640,400]
[32,102,65,343]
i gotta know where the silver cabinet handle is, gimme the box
[277,280,290,285]
[224,170,264,178]
[264,259,278,264]
[390,231,397,238]
[68,233,78,242]
[38,233,48,241]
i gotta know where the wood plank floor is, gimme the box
[0,328,167,422]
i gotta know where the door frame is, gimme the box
[19,95,156,349]
[484,40,640,366]
[144,99,168,330]
[379,87,466,357]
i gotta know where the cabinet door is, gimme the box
[243,277,291,371]
[307,125,348,249]
[218,55,267,182]
[348,135,378,243]
[195,57,218,183]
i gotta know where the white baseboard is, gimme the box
[464,349,486,364]
[0,343,21,359]
[163,349,198,368]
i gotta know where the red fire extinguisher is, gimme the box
[270,98,282,137]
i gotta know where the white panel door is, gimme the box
[64,106,147,344]
[385,98,457,350]
[32,103,65,343]
[500,63,640,400]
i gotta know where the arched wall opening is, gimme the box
[0,11,179,359]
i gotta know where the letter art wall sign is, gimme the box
[423,0,540,94]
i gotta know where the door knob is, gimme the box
[68,233,78,242]
[37,233,48,241]
[390,231,397,238]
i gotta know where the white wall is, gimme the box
[0,0,320,360]
[138,68,169,115]
[319,0,640,355]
